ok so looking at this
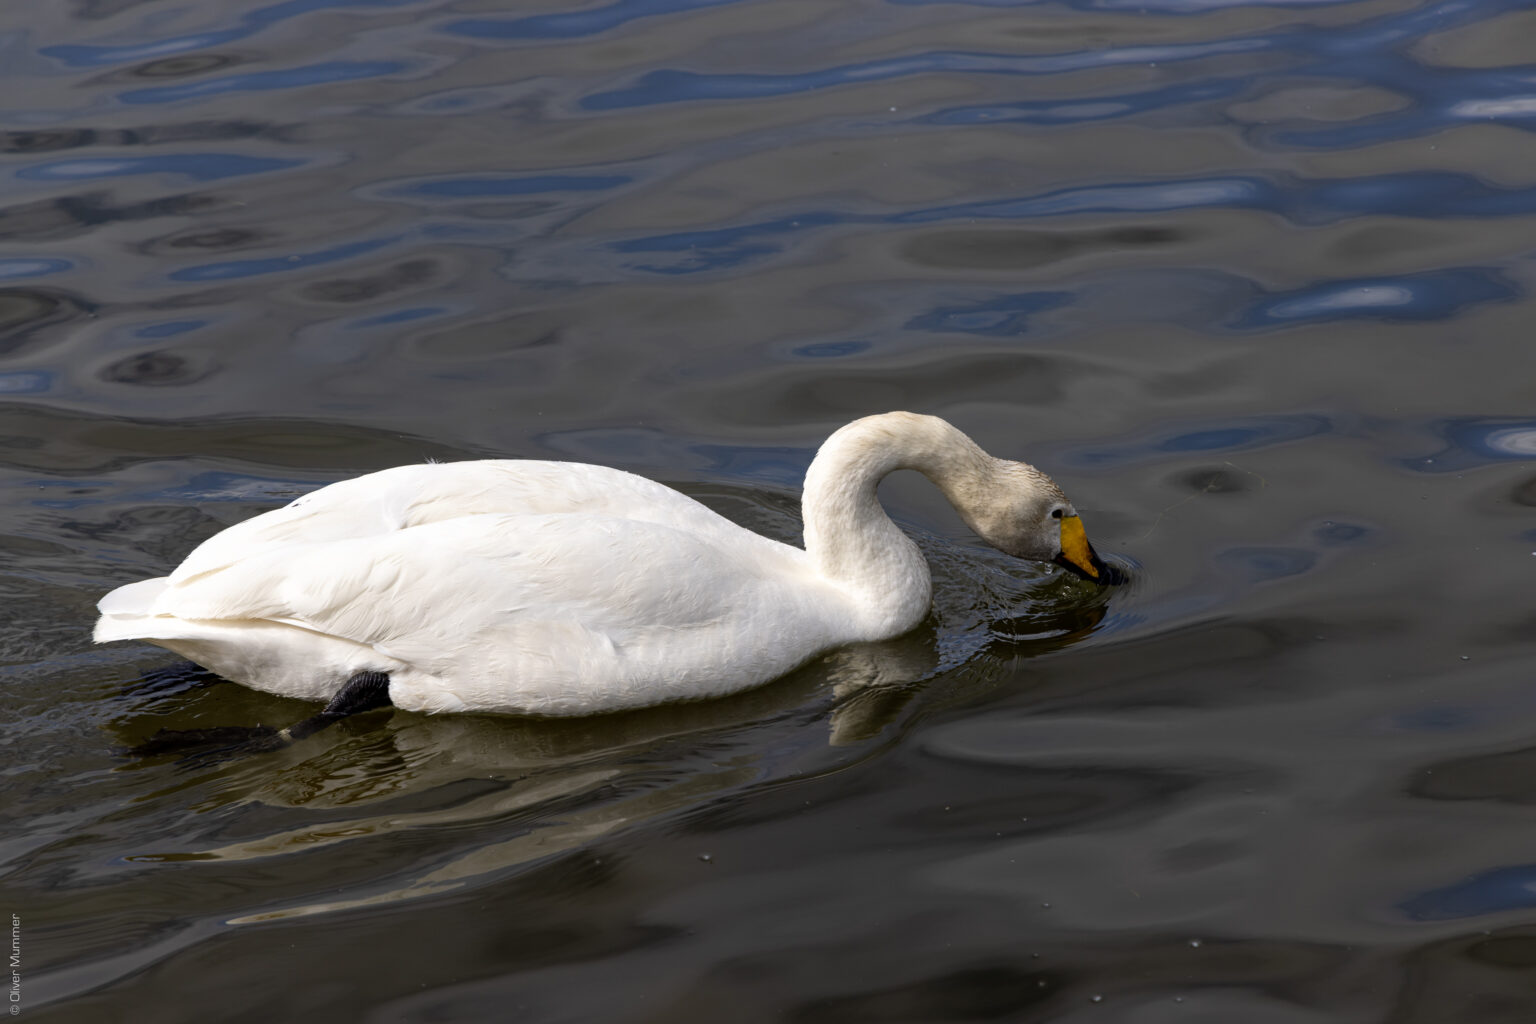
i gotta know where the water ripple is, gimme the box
[15,154,302,184]
[168,235,403,282]
[1400,864,1536,922]
[118,61,411,105]
[1215,545,1317,583]
[607,172,1536,277]
[583,39,1270,111]
[38,0,420,69]
[133,321,210,339]
[1270,63,1536,149]
[1058,415,1332,470]
[443,0,743,42]
[894,0,1354,10]
[1235,268,1517,328]
[905,291,1072,336]
[0,372,52,394]
[1409,419,1536,472]
[384,173,633,200]
[925,77,1248,127]
[0,259,75,281]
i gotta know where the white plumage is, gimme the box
[95,412,1114,715]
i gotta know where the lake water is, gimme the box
[6,0,1536,1020]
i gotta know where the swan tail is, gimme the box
[94,578,174,643]
[94,578,252,647]
[98,577,169,616]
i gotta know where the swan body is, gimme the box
[95,412,1115,716]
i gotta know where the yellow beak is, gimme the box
[1055,514,1103,581]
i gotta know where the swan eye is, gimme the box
[1051,508,1063,519]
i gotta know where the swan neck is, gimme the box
[801,413,995,636]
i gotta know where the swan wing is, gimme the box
[144,512,831,712]
[169,460,739,586]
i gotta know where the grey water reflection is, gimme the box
[7,0,1536,1019]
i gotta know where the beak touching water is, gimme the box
[1053,515,1126,585]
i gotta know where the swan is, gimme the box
[95,412,1120,738]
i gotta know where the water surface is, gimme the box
[5,0,1536,1020]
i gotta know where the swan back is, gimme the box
[166,460,760,587]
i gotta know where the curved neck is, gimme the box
[801,413,995,637]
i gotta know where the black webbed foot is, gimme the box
[286,671,394,740]
[125,671,394,760]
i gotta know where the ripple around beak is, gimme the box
[1051,548,1130,586]
[1097,560,1130,586]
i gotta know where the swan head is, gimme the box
[966,461,1125,585]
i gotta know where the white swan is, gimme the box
[95,412,1119,720]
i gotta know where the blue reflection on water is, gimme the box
[39,0,419,68]
[580,0,1504,115]
[1388,705,1482,732]
[1216,546,1317,582]
[613,211,842,257]
[1313,521,1372,546]
[562,0,1532,283]
[163,470,318,502]
[1400,863,1536,921]
[1236,269,1516,328]
[539,427,809,486]
[690,444,811,485]
[0,372,52,395]
[554,0,1522,224]
[790,340,872,358]
[904,178,1268,222]
[950,171,1536,223]
[608,170,1536,276]
[1408,420,1536,473]
[119,61,408,105]
[584,39,1267,110]
[134,320,208,339]
[898,0,1495,35]
[906,291,1072,336]
[892,0,1350,10]
[1305,0,1490,56]
[16,0,1527,348]
[170,235,402,282]
[16,154,301,183]
[925,77,1246,126]
[348,306,447,328]
[1273,68,1536,149]
[0,259,73,280]
[1172,430,1267,451]
[391,175,631,198]
[1059,415,1331,468]
[36,468,328,509]
[445,0,741,41]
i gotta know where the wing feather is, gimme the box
[169,461,740,585]
[151,512,785,686]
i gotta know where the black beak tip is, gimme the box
[1053,553,1130,586]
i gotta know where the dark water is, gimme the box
[6,0,1536,1019]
